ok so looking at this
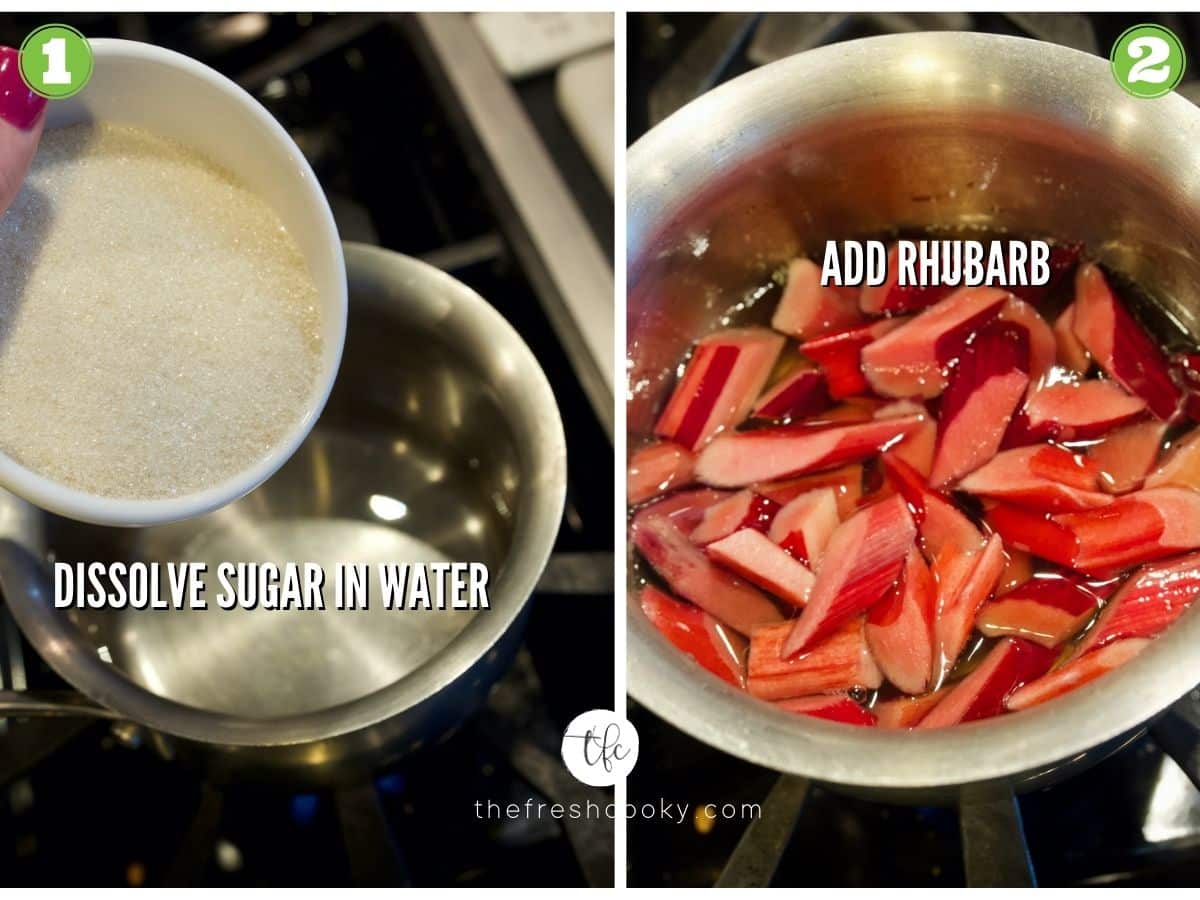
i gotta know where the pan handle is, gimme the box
[0,689,121,720]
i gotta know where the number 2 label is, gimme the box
[1111,24,1186,99]
[1127,36,1172,84]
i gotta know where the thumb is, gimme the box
[0,46,47,216]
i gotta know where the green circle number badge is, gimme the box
[18,24,93,99]
[1110,24,1186,99]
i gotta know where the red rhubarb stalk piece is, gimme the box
[1072,263,1181,420]
[1088,419,1166,494]
[874,689,949,729]
[1145,428,1200,490]
[748,617,882,701]
[865,546,937,694]
[689,490,780,545]
[1021,379,1147,442]
[880,454,984,558]
[799,319,903,399]
[860,286,1009,398]
[782,494,916,656]
[655,327,786,450]
[754,464,863,518]
[1077,550,1200,653]
[628,441,696,505]
[875,399,936,478]
[859,243,955,315]
[933,533,1007,683]
[640,585,747,687]
[976,572,1102,648]
[928,320,1031,487]
[773,693,878,726]
[767,487,840,567]
[707,529,815,609]
[771,258,863,340]
[1060,486,1200,574]
[1007,242,1082,305]
[630,487,732,537]
[752,366,831,422]
[1005,639,1149,712]
[633,516,784,635]
[1053,303,1091,373]
[918,638,1057,728]
[695,415,923,487]
[983,502,1078,568]
[998,297,1056,386]
[956,445,1113,512]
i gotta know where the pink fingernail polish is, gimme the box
[0,46,47,131]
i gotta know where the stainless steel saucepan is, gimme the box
[627,32,1200,803]
[0,242,566,783]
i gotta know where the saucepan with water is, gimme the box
[0,243,567,783]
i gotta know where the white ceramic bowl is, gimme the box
[5,38,346,527]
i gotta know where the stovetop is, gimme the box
[626,11,1200,889]
[0,12,613,887]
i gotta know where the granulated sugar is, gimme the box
[0,123,322,499]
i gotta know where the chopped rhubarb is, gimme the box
[800,319,903,399]
[773,693,878,726]
[929,320,1031,487]
[655,328,785,450]
[880,454,983,557]
[866,547,937,694]
[767,487,840,567]
[754,463,863,518]
[1060,486,1200,574]
[1021,379,1147,442]
[748,617,882,701]
[874,689,948,728]
[752,366,831,422]
[998,297,1056,385]
[986,488,1200,575]
[1005,639,1150,712]
[782,494,916,656]
[628,441,696,505]
[1077,550,1200,653]
[630,487,732,537]
[932,533,1007,682]
[918,638,1057,728]
[695,415,922,487]
[633,516,784,635]
[1089,419,1166,494]
[771,258,863,340]
[983,502,1077,568]
[957,445,1113,512]
[976,572,1102,647]
[859,243,955,315]
[860,286,1009,398]
[875,399,936,477]
[689,490,780,545]
[1145,428,1200,490]
[707,529,815,608]
[1072,263,1180,420]
[1053,303,1091,373]
[640,585,747,687]
[811,396,886,423]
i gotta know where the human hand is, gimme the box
[0,46,47,216]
